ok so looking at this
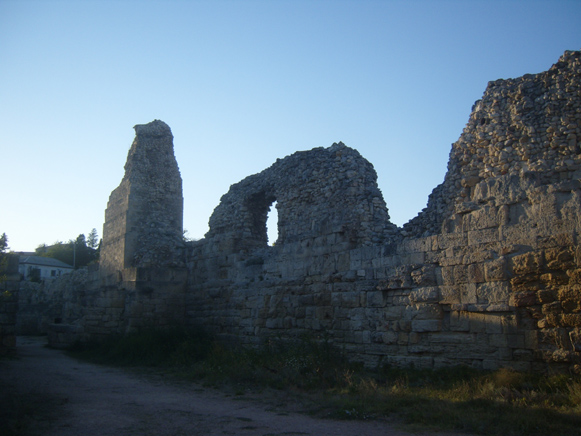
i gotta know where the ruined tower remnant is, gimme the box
[100,120,184,281]
[88,119,187,335]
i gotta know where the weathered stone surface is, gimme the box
[0,255,19,354]
[30,51,581,372]
[100,119,184,278]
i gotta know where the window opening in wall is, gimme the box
[266,201,279,246]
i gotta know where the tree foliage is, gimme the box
[0,233,7,254]
[87,228,99,249]
[36,231,99,268]
[0,233,8,283]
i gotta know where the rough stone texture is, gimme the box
[404,50,581,238]
[206,143,398,253]
[38,51,581,372]
[100,119,184,279]
[17,267,91,336]
[48,120,187,344]
[185,50,581,372]
[1,255,20,354]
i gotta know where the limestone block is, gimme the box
[468,228,499,246]
[441,267,455,286]
[561,314,581,327]
[437,233,468,250]
[397,320,412,332]
[429,332,476,344]
[439,286,461,304]
[381,330,398,344]
[411,319,441,332]
[545,247,576,270]
[460,283,478,304]
[408,287,438,303]
[398,237,433,253]
[408,344,431,354]
[486,304,510,312]
[489,333,509,347]
[315,306,333,320]
[467,263,485,283]
[411,265,437,286]
[484,257,508,281]
[542,301,563,316]
[392,295,411,306]
[408,331,420,344]
[462,249,496,264]
[382,305,405,320]
[339,292,362,308]
[400,252,426,265]
[408,303,443,320]
[464,206,500,230]
[467,312,488,333]
[484,314,504,334]
[442,264,474,285]
[477,282,510,304]
[449,311,470,332]
[387,355,433,369]
[366,290,385,308]
[537,289,555,304]
[499,224,538,248]
[265,318,283,329]
[538,233,575,249]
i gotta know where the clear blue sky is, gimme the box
[1,0,579,252]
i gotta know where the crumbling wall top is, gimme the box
[404,50,581,237]
[100,119,184,274]
[206,142,398,252]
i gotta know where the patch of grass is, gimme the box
[70,330,581,436]
[68,325,213,367]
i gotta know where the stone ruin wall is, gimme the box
[100,120,184,277]
[186,50,581,372]
[0,255,19,355]
[84,120,187,339]
[41,50,581,372]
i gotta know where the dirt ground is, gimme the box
[0,337,469,436]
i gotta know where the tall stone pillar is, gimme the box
[100,120,184,280]
[95,120,186,334]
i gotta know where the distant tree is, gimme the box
[35,243,48,255]
[41,241,73,266]
[0,233,7,255]
[38,234,99,269]
[87,228,99,249]
[0,233,9,283]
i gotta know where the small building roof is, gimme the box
[19,256,74,269]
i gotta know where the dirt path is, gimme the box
[0,337,468,436]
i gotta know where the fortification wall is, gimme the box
[40,51,581,371]
[100,120,185,280]
[404,50,581,237]
[47,121,188,346]
[186,50,581,372]
[1,255,20,354]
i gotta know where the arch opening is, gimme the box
[266,200,279,246]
